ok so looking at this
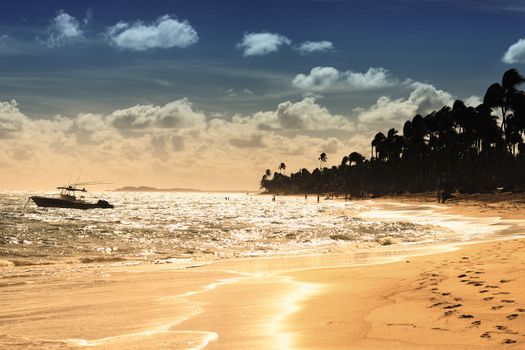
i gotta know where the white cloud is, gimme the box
[0,100,29,138]
[293,66,396,91]
[105,15,198,51]
[502,38,525,64]
[43,10,84,47]
[464,95,482,107]
[231,97,353,132]
[292,67,341,91]
[109,99,206,130]
[0,86,468,190]
[273,97,352,131]
[356,82,454,123]
[346,68,395,90]
[296,40,334,54]
[237,32,291,56]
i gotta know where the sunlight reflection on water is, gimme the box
[0,191,480,265]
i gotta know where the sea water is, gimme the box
[0,191,504,267]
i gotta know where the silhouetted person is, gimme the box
[305,194,307,199]
[272,195,275,202]
[317,194,320,203]
[441,189,454,203]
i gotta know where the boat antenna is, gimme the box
[75,169,83,187]
[67,169,73,186]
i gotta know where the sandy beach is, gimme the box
[1,196,524,349]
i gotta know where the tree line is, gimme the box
[260,69,525,197]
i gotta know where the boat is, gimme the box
[30,184,114,209]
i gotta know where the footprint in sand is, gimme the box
[483,296,494,301]
[492,305,504,310]
[471,320,481,326]
[444,304,462,309]
[502,339,516,344]
[458,314,474,319]
[480,332,491,339]
[467,280,482,285]
[501,300,516,304]
[506,314,519,320]
[516,308,525,313]
[494,292,510,295]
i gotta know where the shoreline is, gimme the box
[1,196,524,349]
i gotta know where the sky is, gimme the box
[1,0,525,190]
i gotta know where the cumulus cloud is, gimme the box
[0,100,28,138]
[229,97,353,132]
[105,15,198,51]
[464,95,482,107]
[273,97,352,131]
[502,38,525,64]
[296,40,334,54]
[356,82,454,123]
[0,85,469,190]
[229,134,266,148]
[293,66,396,91]
[2,96,361,188]
[292,67,341,91]
[43,10,85,47]
[237,32,291,56]
[109,99,206,131]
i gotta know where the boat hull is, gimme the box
[30,196,114,209]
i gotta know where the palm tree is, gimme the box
[260,70,525,197]
[483,68,525,136]
[385,128,404,161]
[318,152,327,170]
[371,132,386,160]
[278,162,287,175]
[348,152,365,166]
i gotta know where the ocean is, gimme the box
[0,191,504,268]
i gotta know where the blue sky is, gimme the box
[1,0,525,189]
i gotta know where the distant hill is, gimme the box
[113,186,254,193]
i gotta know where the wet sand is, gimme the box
[1,198,524,349]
